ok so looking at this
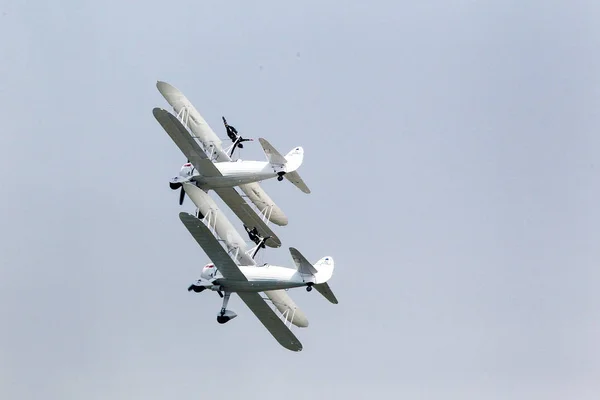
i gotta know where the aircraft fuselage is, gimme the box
[193,263,314,293]
[198,160,282,188]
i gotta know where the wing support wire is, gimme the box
[200,207,242,262]
[200,207,219,237]
[259,205,274,223]
[237,195,275,225]
[175,106,219,161]
[259,294,297,329]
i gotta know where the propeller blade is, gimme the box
[179,186,185,205]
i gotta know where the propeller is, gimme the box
[176,159,192,205]
[179,186,185,205]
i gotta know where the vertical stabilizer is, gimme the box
[284,146,304,172]
[289,250,337,303]
[312,256,338,304]
[285,147,310,194]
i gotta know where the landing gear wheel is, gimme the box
[188,285,205,293]
[277,175,284,181]
[217,315,229,324]
[306,286,313,292]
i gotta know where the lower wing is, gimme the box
[237,291,303,352]
[238,183,288,226]
[214,187,282,248]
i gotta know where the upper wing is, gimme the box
[238,183,288,226]
[153,108,221,178]
[237,291,303,352]
[156,81,224,149]
[178,212,246,281]
[213,187,282,248]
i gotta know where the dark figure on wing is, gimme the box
[223,116,253,157]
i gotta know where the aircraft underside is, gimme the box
[194,172,279,188]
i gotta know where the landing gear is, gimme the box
[216,291,238,324]
[277,171,286,182]
[219,292,231,315]
[187,284,206,293]
[306,283,314,292]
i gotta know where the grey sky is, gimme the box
[1,1,599,398]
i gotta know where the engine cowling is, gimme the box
[180,163,194,178]
[201,263,217,280]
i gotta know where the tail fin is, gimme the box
[259,138,310,194]
[289,250,338,304]
[284,147,310,194]
[284,146,304,172]
[312,256,335,285]
[313,256,337,304]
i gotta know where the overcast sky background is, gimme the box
[1,1,599,399]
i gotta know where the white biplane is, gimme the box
[153,107,309,200]
[181,181,315,328]
[155,81,307,229]
[179,211,337,352]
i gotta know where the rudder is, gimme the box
[284,146,304,172]
[313,256,334,284]
[284,147,310,194]
[313,257,337,304]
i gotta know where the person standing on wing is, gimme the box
[222,116,239,143]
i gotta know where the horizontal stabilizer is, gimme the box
[289,247,318,275]
[259,138,287,165]
[314,282,338,304]
[284,171,310,194]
